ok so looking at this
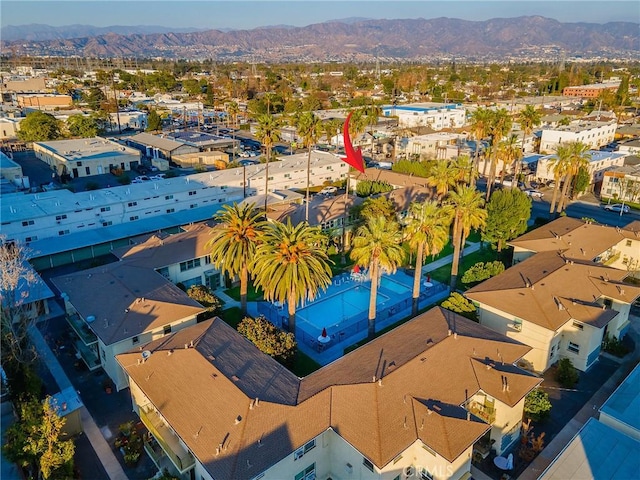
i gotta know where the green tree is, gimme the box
[237,316,296,367]
[350,216,405,338]
[440,292,477,321]
[4,397,75,479]
[146,109,162,132]
[355,180,394,197]
[485,108,513,200]
[359,195,396,222]
[254,114,282,210]
[573,165,590,195]
[448,186,487,290]
[251,220,332,334]
[296,111,322,222]
[17,111,62,142]
[524,388,552,422]
[469,107,492,186]
[206,203,265,315]
[548,143,571,215]
[461,261,505,285]
[66,114,101,138]
[555,358,579,388]
[186,285,222,319]
[483,189,531,251]
[404,201,453,315]
[557,141,591,212]
[84,86,106,111]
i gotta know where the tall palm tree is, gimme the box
[498,133,522,186]
[469,107,492,186]
[485,108,513,201]
[516,105,541,183]
[254,113,281,211]
[206,203,265,315]
[365,103,382,154]
[557,141,591,212]
[321,119,341,148]
[350,216,405,339]
[427,160,459,201]
[227,101,240,127]
[448,186,487,290]
[453,155,476,186]
[251,220,332,334]
[548,143,571,215]
[404,201,453,315]
[349,108,368,145]
[296,111,322,222]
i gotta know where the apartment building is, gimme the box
[535,150,626,189]
[562,82,620,99]
[405,132,468,160]
[539,121,617,153]
[33,137,142,178]
[600,166,640,204]
[382,103,466,130]
[117,307,540,480]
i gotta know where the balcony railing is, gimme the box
[467,400,496,424]
[603,251,621,266]
[139,405,195,473]
[66,314,98,346]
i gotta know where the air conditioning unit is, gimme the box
[344,463,353,474]
[404,466,414,478]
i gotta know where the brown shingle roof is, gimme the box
[266,194,364,227]
[118,308,540,478]
[51,262,204,344]
[354,168,432,189]
[466,251,640,331]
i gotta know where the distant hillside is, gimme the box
[0,23,207,42]
[2,16,638,61]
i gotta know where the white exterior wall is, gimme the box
[600,172,640,204]
[535,152,624,184]
[158,254,222,290]
[558,319,605,372]
[492,397,526,456]
[389,106,466,130]
[475,303,555,373]
[539,123,616,153]
[512,247,536,264]
[101,315,199,391]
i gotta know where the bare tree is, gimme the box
[1,238,39,367]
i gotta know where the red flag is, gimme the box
[342,112,365,173]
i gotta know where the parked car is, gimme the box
[319,186,338,195]
[524,189,544,198]
[134,175,151,182]
[603,204,630,214]
[149,174,166,181]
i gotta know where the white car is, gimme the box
[603,204,630,214]
[319,186,337,195]
[134,175,151,182]
[149,174,166,181]
[524,189,544,198]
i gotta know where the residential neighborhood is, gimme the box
[1,5,640,480]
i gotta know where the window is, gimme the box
[166,208,175,213]
[25,236,37,242]
[100,206,111,212]
[58,230,69,236]
[55,214,67,221]
[572,321,584,330]
[303,439,315,453]
[157,267,170,278]
[204,256,211,265]
[627,240,633,247]
[568,342,580,354]
[420,468,434,480]
[604,298,613,308]
[163,325,172,335]
[128,201,137,207]
[22,220,34,226]
[363,457,374,472]
[76,161,82,166]
[130,216,139,221]
[132,336,139,345]
[180,259,201,272]
[294,463,315,480]
[85,166,91,175]
[165,195,174,200]
[102,221,113,227]
[189,190,197,196]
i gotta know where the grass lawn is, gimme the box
[220,306,244,329]
[427,246,506,291]
[224,284,264,302]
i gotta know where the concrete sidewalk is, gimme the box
[517,317,640,480]
[28,325,128,480]
[422,241,483,274]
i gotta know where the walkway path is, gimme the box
[422,241,482,274]
[517,316,640,480]
[28,325,128,480]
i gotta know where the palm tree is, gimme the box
[321,119,341,148]
[557,141,591,212]
[516,105,541,183]
[469,107,492,186]
[485,108,513,201]
[296,111,322,222]
[206,203,265,315]
[227,101,240,127]
[365,103,382,154]
[404,201,453,315]
[548,143,571,215]
[350,216,405,339]
[427,160,459,201]
[254,114,281,211]
[453,155,476,186]
[448,186,487,290]
[349,108,368,145]
[498,133,521,186]
[251,220,332,334]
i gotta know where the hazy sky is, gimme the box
[2,1,638,29]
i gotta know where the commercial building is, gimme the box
[16,94,73,111]
[382,103,466,130]
[33,137,142,178]
[562,82,620,98]
[117,307,541,480]
[539,121,617,153]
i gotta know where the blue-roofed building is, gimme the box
[599,362,640,441]
[382,102,466,130]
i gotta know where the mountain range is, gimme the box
[2,16,638,61]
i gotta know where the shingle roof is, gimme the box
[129,132,186,152]
[118,307,540,479]
[354,168,432,188]
[466,251,640,331]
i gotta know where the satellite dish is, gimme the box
[141,350,151,360]
[86,315,96,323]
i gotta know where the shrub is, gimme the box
[461,261,505,284]
[602,333,629,358]
[440,292,477,321]
[555,358,579,388]
[391,159,433,177]
[117,174,131,185]
[187,285,222,319]
[85,181,99,191]
[355,180,393,197]
[237,316,296,367]
[164,170,179,178]
[524,388,552,422]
